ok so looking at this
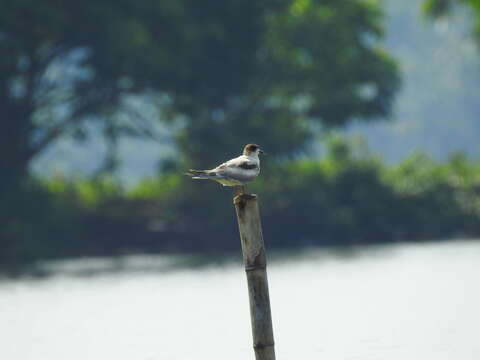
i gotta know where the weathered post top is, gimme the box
[234,194,267,270]
[234,193,276,360]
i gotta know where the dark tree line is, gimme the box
[1,0,403,270]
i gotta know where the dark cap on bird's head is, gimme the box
[243,143,265,156]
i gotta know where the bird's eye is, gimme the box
[246,144,260,152]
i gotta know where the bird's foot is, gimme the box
[233,186,256,203]
[234,185,248,195]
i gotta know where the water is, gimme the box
[1,240,479,360]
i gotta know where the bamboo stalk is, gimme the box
[234,193,276,360]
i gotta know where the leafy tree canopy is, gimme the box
[0,0,399,185]
[424,0,480,40]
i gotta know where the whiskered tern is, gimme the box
[186,144,265,194]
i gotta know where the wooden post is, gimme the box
[234,193,276,360]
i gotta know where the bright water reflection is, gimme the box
[1,240,479,360]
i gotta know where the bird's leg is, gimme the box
[234,186,242,196]
[241,185,247,195]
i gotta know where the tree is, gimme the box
[424,0,480,40]
[175,0,401,166]
[1,0,253,188]
[1,0,403,270]
[1,0,399,189]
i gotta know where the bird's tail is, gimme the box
[185,169,217,180]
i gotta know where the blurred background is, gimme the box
[1,0,480,359]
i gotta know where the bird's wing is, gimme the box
[214,155,259,180]
[216,155,257,169]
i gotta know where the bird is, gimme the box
[186,144,265,194]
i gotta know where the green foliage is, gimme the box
[0,180,88,271]
[175,0,400,165]
[423,0,454,17]
[424,0,480,42]
[121,139,480,247]
[42,176,123,208]
[3,139,479,273]
[1,1,401,267]
[386,152,480,236]
[0,0,400,187]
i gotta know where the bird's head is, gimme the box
[243,143,265,157]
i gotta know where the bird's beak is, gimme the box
[259,149,266,155]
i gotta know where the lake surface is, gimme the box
[1,240,479,360]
